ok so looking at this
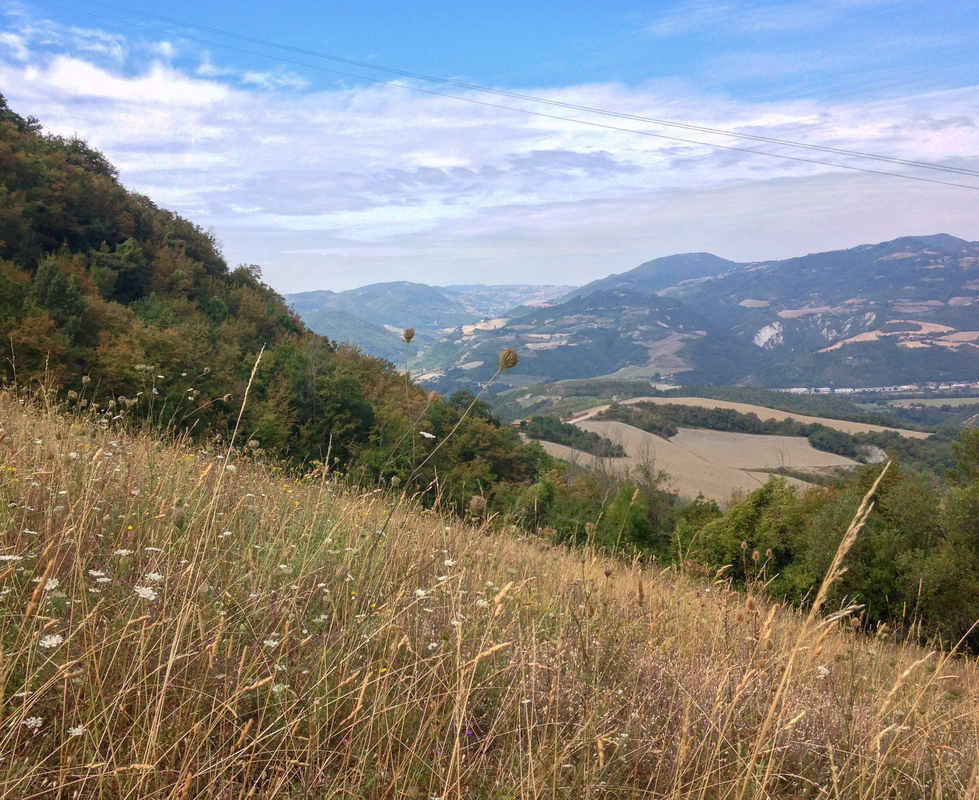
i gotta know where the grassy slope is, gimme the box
[0,394,977,798]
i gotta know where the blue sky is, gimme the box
[2,0,979,292]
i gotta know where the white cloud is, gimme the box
[1,10,977,292]
[0,31,29,61]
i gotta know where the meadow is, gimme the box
[0,391,977,799]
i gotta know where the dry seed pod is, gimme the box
[403,328,415,344]
[498,347,519,370]
[469,495,487,514]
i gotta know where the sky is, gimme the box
[2,0,979,293]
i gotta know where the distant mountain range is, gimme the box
[287,283,574,363]
[288,234,979,392]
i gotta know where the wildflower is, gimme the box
[443,559,456,567]
[68,725,86,737]
[427,642,439,651]
[0,555,23,562]
[476,599,489,608]
[419,431,436,440]
[39,634,64,649]
[96,577,111,584]
[87,570,105,577]
[263,639,280,648]
[134,586,159,601]
[816,665,831,679]
[225,464,236,472]
[144,573,164,582]
[23,717,42,730]
[271,683,288,695]
[114,549,134,557]
[415,589,427,598]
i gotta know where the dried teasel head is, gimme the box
[403,328,415,344]
[498,347,519,371]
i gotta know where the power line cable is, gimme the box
[59,0,979,180]
[24,0,979,191]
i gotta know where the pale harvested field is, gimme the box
[569,396,930,438]
[536,420,853,507]
[670,427,860,469]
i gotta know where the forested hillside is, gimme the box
[0,95,549,501]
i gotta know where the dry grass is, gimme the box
[0,392,977,799]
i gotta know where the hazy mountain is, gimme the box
[414,289,765,394]
[668,234,979,386]
[294,308,409,364]
[412,234,979,393]
[564,252,742,299]
[287,282,576,362]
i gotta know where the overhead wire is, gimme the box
[24,0,979,191]
[65,0,979,181]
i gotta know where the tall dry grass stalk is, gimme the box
[0,395,977,799]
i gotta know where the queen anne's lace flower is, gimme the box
[134,586,158,601]
[39,634,64,649]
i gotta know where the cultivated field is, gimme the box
[569,397,931,438]
[538,420,854,505]
[1,395,977,799]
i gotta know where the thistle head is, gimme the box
[498,347,519,371]
[403,328,415,344]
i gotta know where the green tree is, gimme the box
[31,257,86,342]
